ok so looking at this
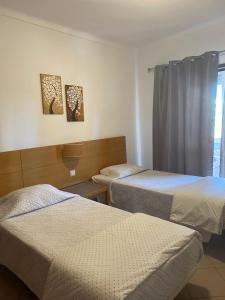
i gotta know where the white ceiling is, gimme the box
[1,0,225,46]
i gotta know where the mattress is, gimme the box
[0,196,202,300]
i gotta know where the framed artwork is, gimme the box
[65,85,84,122]
[40,74,63,114]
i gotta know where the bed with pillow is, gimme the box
[0,184,202,300]
[92,164,225,240]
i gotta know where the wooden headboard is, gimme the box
[0,136,126,196]
[0,151,23,196]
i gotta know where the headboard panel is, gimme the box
[0,151,23,196]
[0,136,126,196]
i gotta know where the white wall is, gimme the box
[137,19,225,168]
[0,12,137,162]
[3,11,225,168]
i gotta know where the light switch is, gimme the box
[70,170,76,176]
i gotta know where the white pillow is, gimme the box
[0,184,74,221]
[100,164,145,179]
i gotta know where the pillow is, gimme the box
[0,184,74,221]
[100,164,145,179]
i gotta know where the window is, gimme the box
[213,68,225,176]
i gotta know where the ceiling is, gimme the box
[1,0,225,46]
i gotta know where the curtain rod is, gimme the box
[147,50,225,73]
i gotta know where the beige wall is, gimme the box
[136,19,225,168]
[0,12,137,163]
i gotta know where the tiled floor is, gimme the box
[176,232,225,300]
[0,233,225,300]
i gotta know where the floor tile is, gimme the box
[192,298,225,300]
[203,251,225,267]
[175,286,191,299]
[207,298,225,300]
[203,235,225,268]
[198,255,216,268]
[187,268,225,298]
[216,266,225,281]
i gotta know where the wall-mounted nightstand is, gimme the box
[62,181,108,204]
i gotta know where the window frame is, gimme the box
[218,63,225,72]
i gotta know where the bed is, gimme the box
[0,184,202,300]
[92,164,225,240]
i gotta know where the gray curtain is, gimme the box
[153,52,219,176]
[220,90,225,177]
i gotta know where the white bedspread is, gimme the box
[0,196,129,298]
[93,170,201,194]
[43,213,202,300]
[171,176,225,234]
[0,196,202,300]
[94,170,225,236]
[116,170,201,194]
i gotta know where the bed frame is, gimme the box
[0,136,126,197]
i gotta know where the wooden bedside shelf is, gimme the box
[62,181,108,204]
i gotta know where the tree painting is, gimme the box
[40,74,63,114]
[65,85,84,122]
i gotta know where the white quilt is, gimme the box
[43,213,202,300]
[94,170,225,235]
[114,170,201,194]
[0,196,202,300]
[171,176,225,234]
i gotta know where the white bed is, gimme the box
[0,184,202,300]
[93,167,225,239]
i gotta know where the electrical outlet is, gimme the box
[70,170,76,176]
